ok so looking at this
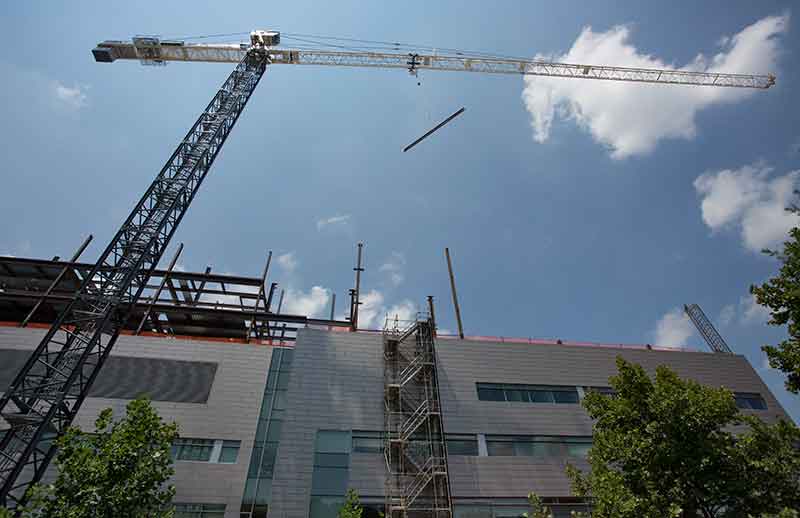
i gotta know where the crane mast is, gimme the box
[0,29,772,508]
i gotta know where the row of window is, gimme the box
[172,438,240,464]
[485,435,591,458]
[476,383,580,404]
[174,503,226,518]
[477,383,768,411]
[241,347,294,518]
[351,431,590,459]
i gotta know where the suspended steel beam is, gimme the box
[403,107,465,152]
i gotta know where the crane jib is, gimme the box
[91,40,775,89]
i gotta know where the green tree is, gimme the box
[338,489,364,518]
[751,207,800,393]
[566,357,800,518]
[6,396,179,517]
[523,492,553,518]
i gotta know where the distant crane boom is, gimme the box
[684,303,733,354]
[93,38,775,89]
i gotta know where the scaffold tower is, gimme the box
[383,315,452,518]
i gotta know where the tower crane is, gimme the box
[0,29,775,508]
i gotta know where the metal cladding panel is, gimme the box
[434,338,792,499]
[0,348,217,403]
[0,326,272,518]
[269,329,385,518]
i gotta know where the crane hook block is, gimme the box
[251,30,280,48]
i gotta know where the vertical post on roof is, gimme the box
[427,295,437,337]
[20,235,94,328]
[266,282,278,312]
[247,251,272,342]
[191,266,213,306]
[276,289,285,314]
[135,242,183,335]
[445,247,464,339]
[330,293,336,321]
[351,242,364,331]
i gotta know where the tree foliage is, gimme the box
[7,396,179,518]
[567,357,800,518]
[751,207,800,394]
[338,489,364,518]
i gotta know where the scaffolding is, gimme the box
[383,314,452,518]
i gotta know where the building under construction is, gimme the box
[0,252,790,518]
[0,30,787,518]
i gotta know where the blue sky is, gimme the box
[1,1,799,421]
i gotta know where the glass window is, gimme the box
[276,371,290,390]
[267,420,283,442]
[311,467,348,496]
[566,442,591,458]
[553,390,579,404]
[273,390,287,410]
[175,503,226,518]
[446,438,479,456]
[314,453,350,468]
[453,505,492,518]
[310,496,345,518]
[315,431,351,454]
[352,432,383,453]
[477,385,505,401]
[505,388,530,402]
[530,390,554,403]
[486,440,514,456]
[279,348,294,367]
[172,438,215,462]
[220,440,240,463]
[493,507,530,518]
[734,392,767,410]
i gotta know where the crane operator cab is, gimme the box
[250,30,280,48]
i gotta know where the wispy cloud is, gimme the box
[652,307,695,348]
[522,14,788,159]
[379,252,406,287]
[276,252,297,273]
[694,163,798,252]
[316,214,351,231]
[53,80,88,110]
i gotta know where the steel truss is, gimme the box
[94,39,775,89]
[384,315,452,518]
[0,49,269,507]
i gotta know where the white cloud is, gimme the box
[352,289,418,330]
[694,164,799,251]
[740,293,770,325]
[283,286,330,318]
[718,304,736,327]
[653,307,695,348]
[379,252,406,287]
[276,252,297,273]
[53,81,88,109]
[522,14,787,159]
[316,214,351,231]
